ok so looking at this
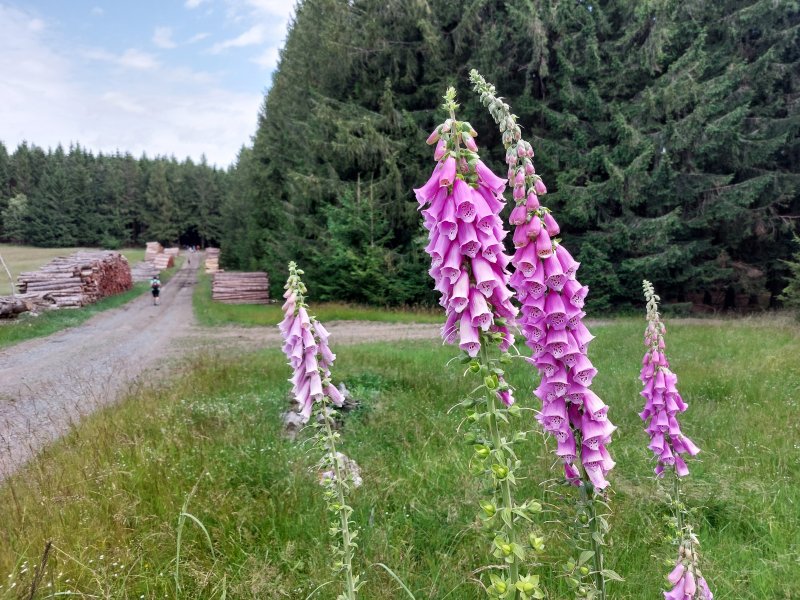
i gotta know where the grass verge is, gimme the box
[0,257,183,349]
[193,271,442,326]
[1,318,798,599]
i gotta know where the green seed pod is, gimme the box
[480,500,496,517]
[474,445,490,459]
[492,464,509,479]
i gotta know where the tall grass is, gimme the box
[0,257,182,349]
[193,272,442,326]
[0,318,798,599]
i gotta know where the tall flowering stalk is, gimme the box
[470,70,618,599]
[641,281,712,600]
[280,262,361,600]
[415,88,543,600]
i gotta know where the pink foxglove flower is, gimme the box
[280,262,344,422]
[470,106,615,490]
[470,69,615,490]
[664,540,713,600]
[415,105,517,362]
[640,281,700,476]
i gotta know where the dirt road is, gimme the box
[0,261,440,479]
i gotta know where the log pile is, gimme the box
[0,297,28,318]
[153,254,175,270]
[212,271,269,304]
[145,242,163,262]
[205,248,220,274]
[131,261,160,282]
[0,293,57,318]
[16,251,133,308]
[164,247,180,257]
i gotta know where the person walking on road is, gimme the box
[150,275,162,306]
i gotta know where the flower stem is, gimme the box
[481,344,519,598]
[586,489,606,599]
[577,457,606,600]
[673,472,683,535]
[320,397,357,600]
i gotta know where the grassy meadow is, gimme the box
[0,248,179,349]
[193,272,442,326]
[1,316,798,599]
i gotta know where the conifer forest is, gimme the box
[1,0,798,310]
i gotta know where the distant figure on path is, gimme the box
[150,275,162,306]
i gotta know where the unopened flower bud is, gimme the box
[480,500,496,516]
[524,159,535,175]
[474,445,490,459]
[433,138,446,160]
[462,132,478,152]
[579,566,590,576]
[492,464,509,479]
[426,127,441,145]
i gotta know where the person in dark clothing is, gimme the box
[150,276,161,305]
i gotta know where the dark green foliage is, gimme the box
[779,235,800,310]
[220,0,800,308]
[0,140,225,248]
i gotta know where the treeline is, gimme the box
[218,0,799,309]
[0,141,227,249]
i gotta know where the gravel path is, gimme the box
[0,262,440,479]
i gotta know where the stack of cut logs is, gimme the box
[212,271,269,304]
[15,251,133,309]
[130,261,160,282]
[164,247,180,258]
[145,241,164,262]
[0,292,58,318]
[205,248,220,274]
[152,253,175,270]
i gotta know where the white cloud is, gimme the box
[210,24,266,53]
[90,6,104,16]
[101,91,146,114]
[187,32,210,44]
[185,0,207,8]
[28,18,45,32]
[153,26,177,49]
[245,0,295,18]
[252,46,279,70]
[0,5,260,166]
[118,49,159,70]
[86,47,160,70]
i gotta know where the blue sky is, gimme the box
[0,0,294,166]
